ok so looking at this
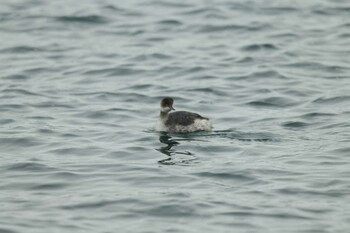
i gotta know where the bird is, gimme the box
[155,97,212,133]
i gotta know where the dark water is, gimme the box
[1,0,350,232]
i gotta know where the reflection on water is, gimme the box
[156,130,278,165]
[157,133,197,165]
[157,133,179,156]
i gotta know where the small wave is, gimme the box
[331,147,350,156]
[0,137,42,149]
[338,33,350,39]
[1,88,45,97]
[197,24,249,33]
[181,6,227,19]
[128,53,173,61]
[128,84,158,90]
[73,110,115,119]
[157,19,183,26]
[2,74,30,80]
[284,62,349,74]
[193,171,256,183]
[0,104,28,112]
[0,119,15,125]
[247,96,298,108]
[186,87,228,96]
[0,46,44,53]
[6,162,54,172]
[54,15,108,24]
[51,171,80,179]
[235,56,255,64]
[156,130,278,142]
[83,67,144,77]
[144,1,193,8]
[61,200,118,210]
[214,130,278,142]
[103,5,124,12]
[269,32,300,39]
[313,96,350,104]
[230,70,287,80]
[31,183,68,190]
[47,147,104,156]
[221,210,314,220]
[241,43,278,51]
[301,112,336,118]
[0,228,17,233]
[282,121,309,128]
[262,6,299,13]
[276,187,345,198]
[312,7,350,16]
[29,102,75,109]
[140,204,196,217]
[158,153,198,166]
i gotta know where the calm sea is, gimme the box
[1,0,350,232]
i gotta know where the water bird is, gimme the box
[155,97,212,133]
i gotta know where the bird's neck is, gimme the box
[160,111,169,121]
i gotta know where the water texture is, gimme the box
[1,0,350,232]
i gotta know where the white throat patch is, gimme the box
[161,107,172,113]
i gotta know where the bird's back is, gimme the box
[166,111,208,127]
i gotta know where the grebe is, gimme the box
[155,97,212,133]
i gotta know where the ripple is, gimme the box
[6,162,54,172]
[282,121,309,128]
[0,228,17,233]
[186,87,228,96]
[0,119,15,124]
[31,183,68,190]
[0,137,42,149]
[1,88,45,97]
[276,187,345,198]
[234,56,255,64]
[300,112,336,119]
[140,204,196,217]
[210,130,278,142]
[0,46,44,53]
[158,154,198,166]
[0,104,28,112]
[313,96,350,104]
[284,62,349,74]
[146,1,193,8]
[197,24,250,33]
[247,96,298,108]
[312,7,350,16]
[61,198,141,210]
[73,110,114,119]
[2,74,30,80]
[54,15,108,24]
[231,70,287,80]
[193,171,256,182]
[47,147,104,156]
[262,6,299,14]
[51,171,80,179]
[83,67,144,77]
[29,102,74,109]
[241,43,278,51]
[220,211,314,220]
[331,147,350,156]
[157,19,183,26]
[128,53,173,61]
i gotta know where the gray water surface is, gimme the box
[1,0,350,232]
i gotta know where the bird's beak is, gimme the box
[171,106,175,111]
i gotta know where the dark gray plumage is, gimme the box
[165,111,208,127]
[157,97,212,132]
